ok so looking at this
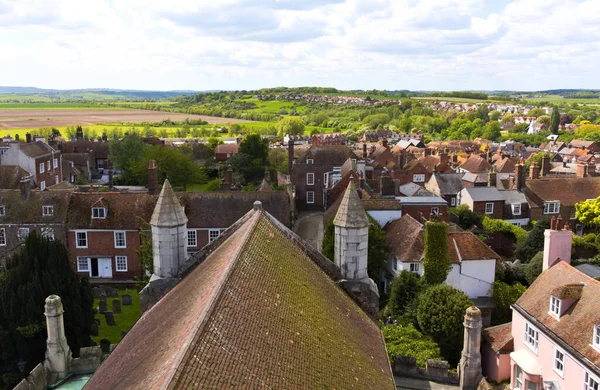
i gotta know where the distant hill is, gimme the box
[0,87,203,101]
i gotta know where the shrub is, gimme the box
[383,324,443,367]
[422,222,451,285]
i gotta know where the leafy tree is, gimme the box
[575,196,600,225]
[474,104,489,122]
[136,219,153,288]
[383,324,443,367]
[322,219,335,261]
[417,285,473,365]
[528,107,546,117]
[268,148,288,173]
[510,122,530,133]
[491,281,526,325]
[489,110,501,121]
[450,205,483,230]
[207,137,224,151]
[422,222,451,285]
[514,219,551,262]
[363,113,391,129]
[550,107,560,135]
[524,251,544,285]
[0,233,94,388]
[386,271,421,319]
[276,117,305,137]
[482,122,501,141]
[146,146,207,190]
[109,133,150,185]
[239,134,269,166]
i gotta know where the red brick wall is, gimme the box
[472,200,504,219]
[34,155,61,188]
[69,230,143,280]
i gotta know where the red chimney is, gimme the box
[147,160,158,194]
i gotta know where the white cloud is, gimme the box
[0,0,599,90]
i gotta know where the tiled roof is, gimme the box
[86,208,395,389]
[59,141,109,158]
[524,177,600,207]
[449,232,499,261]
[418,155,453,173]
[431,173,464,195]
[256,178,275,192]
[482,323,513,353]
[20,141,57,158]
[333,179,369,228]
[362,199,401,210]
[62,153,91,166]
[215,143,239,154]
[570,140,597,149]
[0,190,71,224]
[0,166,29,189]
[515,261,600,369]
[297,145,358,165]
[493,157,517,174]
[398,182,432,197]
[458,154,492,173]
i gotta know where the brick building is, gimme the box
[0,140,62,190]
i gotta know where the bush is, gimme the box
[524,251,544,285]
[482,216,527,246]
[491,281,526,325]
[417,285,473,365]
[449,205,482,230]
[386,271,422,319]
[515,219,551,262]
[383,324,443,367]
[422,222,451,285]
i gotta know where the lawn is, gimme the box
[92,288,141,345]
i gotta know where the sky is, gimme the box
[0,0,599,92]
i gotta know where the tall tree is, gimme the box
[239,134,269,166]
[108,133,150,185]
[575,196,600,225]
[422,221,451,285]
[550,106,560,135]
[0,232,94,389]
[514,219,551,262]
[474,104,490,122]
[386,270,422,319]
[276,117,305,137]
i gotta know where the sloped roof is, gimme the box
[256,178,275,192]
[19,141,57,158]
[515,261,600,370]
[493,157,517,174]
[215,143,239,154]
[524,177,600,207]
[0,190,71,224]
[86,208,395,390]
[398,182,432,197]
[482,323,513,353]
[449,232,500,261]
[297,145,358,165]
[0,166,29,189]
[333,179,369,228]
[59,141,109,158]
[570,139,597,149]
[458,154,492,173]
[462,186,505,202]
[431,173,464,195]
[362,199,401,210]
[150,180,188,227]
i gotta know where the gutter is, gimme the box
[511,303,600,377]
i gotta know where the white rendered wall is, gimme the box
[446,259,496,298]
[367,210,402,227]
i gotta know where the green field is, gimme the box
[92,288,140,345]
[0,102,127,109]
[411,96,506,104]
[524,94,600,105]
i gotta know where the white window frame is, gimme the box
[306,172,315,186]
[76,231,88,248]
[39,163,45,174]
[42,205,54,216]
[553,347,565,377]
[53,158,58,169]
[550,296,561,318]
[46,160,50,171]
[413,174,425,183]
[208,229,220,243]
[92,207,107,219]
[115,256,128,272]
[524,322,539,354]
[392,259,398,271]
[41,227,54,241]
[585,371,600,390]
[40,181,46,191]
[187,230,197,247]
[485,202,494,214]
[410,263,420,273]
[0,205,5,216]
[593,325,600,351]
[431,207,439,216]
[306,191,315,204]
[114,231,126,248]
[451,197,456,206]
[306,159,314,164]
[515,366,524,390]
[544,202,560,214]
[512,203,522,216]
[17,227,29,241]
[0,228,5,246]
[77,257,90,272]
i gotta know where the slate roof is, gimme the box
[385,215,498,263]
[458,154,493,173]
[524,177,600,206]
[501,190,528,205]
[574,263,600,279]
[482,323,513,353]
[0,166,29,189]
[514,261,600,370]
[333,179,369,228]
[85,207,395,389]
[398,182,432,197]
[150,180,188,227]
[430,173,464,195]
[462,187,505,202]
[20,141,57,158]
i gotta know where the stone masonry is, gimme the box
[459,306,483,390]
[43,295,71,380]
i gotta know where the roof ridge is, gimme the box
[168,210,262,388]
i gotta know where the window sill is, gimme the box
[552,367,564,379]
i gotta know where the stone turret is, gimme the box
[458,306,483,390]
[44,295,71,379]
[150,179,188,278]
[333,176,379,317]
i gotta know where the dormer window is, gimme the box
[0,205,5,216]
[593,326,600,351]
[92,207,107,219]
[550,296,561,318]
[42,205,54,216]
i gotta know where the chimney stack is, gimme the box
[379,174,394,197]
[382,139,388,148]
[76,126,83,142]
[362,143,367,159]
[439,150,449,166]
[26,133,32,143]
[529,162,540,180]
[487,170,497,188]
[19,177,31,200]
[515,163,525,191]
[577,162,589,178]
[147,160,158,194]
[541,154,551,176]
[589,163,596,176]
[288,139,294,176]
[44,295,72,379]
[398,149,406,168]
[543,217,573,271]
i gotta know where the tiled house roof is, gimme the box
[0,190,71,224]
[85,207,395,389]
[0,166,29,189]
[458,154,493,173]
[59,141,109,159]
[20,142,57,158]
[514,261,600,370]
[430,173,464,196]
[482,323,513,353]
[296,145,358,165]
[524,177,600,207]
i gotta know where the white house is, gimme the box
[385,214,499,299]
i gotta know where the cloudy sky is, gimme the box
[1,0,599,91]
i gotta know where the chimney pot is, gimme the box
[253,201,263,211]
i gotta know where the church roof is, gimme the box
[256,178,275,192]
[150,179,188,227]
[85,205,394,389]
[333,179,369,228]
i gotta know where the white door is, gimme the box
[99,258,113,278]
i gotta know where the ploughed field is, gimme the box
[0,109,252,129]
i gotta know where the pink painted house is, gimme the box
[483,219,600,390]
